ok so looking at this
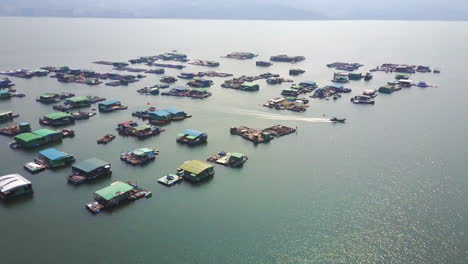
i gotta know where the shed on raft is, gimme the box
[37,148,75,168]
[0,174,33,200]
[177,160,214,183]
[94,181,134,207]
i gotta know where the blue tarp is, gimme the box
[182,129,205,137]
[149,110,170,117]
[99,100,120,106]
[39,148,68,161]
[163,108,184,115]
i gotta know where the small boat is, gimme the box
[61,129,75,138]
[97,134,116,144]
[330,117,346,123]
[417,81,428,88]
[351,95,375,105]
[364,72,373,81]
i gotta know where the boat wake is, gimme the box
[222,108,332,123]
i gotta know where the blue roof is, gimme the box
[39,148,68,160]
[99,99,120,106]
[181,129,205,137]
[163,108,184,115]
[300,81,316,85]
[0,90,9,95]
[150,110,171,117]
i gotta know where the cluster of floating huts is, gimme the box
[0,50,441,215]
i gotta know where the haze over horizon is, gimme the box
[1,0,468,21]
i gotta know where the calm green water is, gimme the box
[0,18,467,264]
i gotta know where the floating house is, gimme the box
[148,110,171,124]
[351,95,375,104]
[281,89,299,97]
[256,61,272,67]
[36,93,60,103]
[289,69,305,76]
[163,108,188,120]
[133,124,162,138]
[177,160,214,183]
[94,181,134,207]
[39,112,74,126]
[0,174,33,200]
[120,148,159,166]
[0,111,19,122]
[68,158,111,185]
[65,96,91,108]
[270,55,305,63]
[33,129,62,143]
[0,90,12,100]
[225,52,257,60]
[398,80,413,87]
[395,73,410,80]
[37,148,75,168]
[240,82,259,91]
[98,100,127,112]
[13,133,43,148]
[299,81,317,88]
[0,122,30,136]
[207,152,248,167]
[177,129,208,145]
[348,72,363,80]
[378,85,395,94]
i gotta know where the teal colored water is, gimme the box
[0,18,466,264]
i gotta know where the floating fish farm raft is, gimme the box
[86,181,151,214]
[326,62,364,71]
[370,63,435,73]
[221,73,280,90]
[223,52,258,60]
[270,55,305,63]
[230,125,296,144]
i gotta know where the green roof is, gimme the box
[33,129,60,137]
[73,158,109,173]
[179,160,213,175]
[95,181,133,201]
[66,96,89,103]
[44,112,72,120]
[15,132,42,142]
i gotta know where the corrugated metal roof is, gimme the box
[66,96,89,103]
[44,112,72,120]
[0,174,31,193]
[179,160,213,175]
[162,108,184,115]
[39,148,69,160]
[149,110,170,117]
[73,158,109,173]
[15,132,42,142]
[33,129,60,137]
[95,181,133,201]
[181,129,205,137]
[99,100,120,106]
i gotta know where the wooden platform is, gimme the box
[158,174,183,186]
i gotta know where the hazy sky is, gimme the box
[1,0,467,20]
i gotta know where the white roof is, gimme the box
[0,174,31,193]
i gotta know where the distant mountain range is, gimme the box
[1,0,467,20]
